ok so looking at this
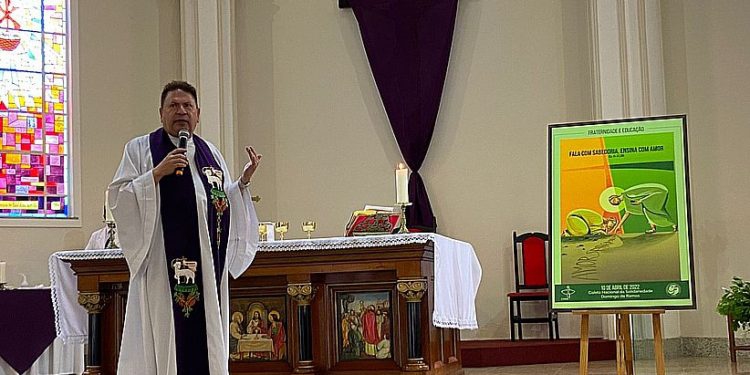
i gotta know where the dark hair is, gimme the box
[160,80,198,108]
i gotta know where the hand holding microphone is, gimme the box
[152,130,190,184]
[175,130,190,176]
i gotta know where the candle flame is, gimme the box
[397,162,406,169]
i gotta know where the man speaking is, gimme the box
[108,81,261,374]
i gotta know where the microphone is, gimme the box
[175,130,190,176]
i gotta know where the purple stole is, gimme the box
[149,128,230,374]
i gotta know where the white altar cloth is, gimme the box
[49,233,482,344]
[48,249,122,344]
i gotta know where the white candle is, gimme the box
[104,190,114,222]
[395,163,409,204]
[0,261,6,284]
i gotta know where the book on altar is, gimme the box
[344,205,401,236]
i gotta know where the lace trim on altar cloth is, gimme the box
[48,255,86,344]
[48,256,64,341]
[53,248,127,261]
[432,316,480,330]
[258,233,437,251]
[51,234,439,260]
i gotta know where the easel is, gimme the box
[574,309,666,375]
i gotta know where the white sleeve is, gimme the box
[108,136,159,275]
[209,142,259,278]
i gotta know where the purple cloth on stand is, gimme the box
[0,289,56,373]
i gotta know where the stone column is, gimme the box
[180,0,237,172]
[588,0,673,341]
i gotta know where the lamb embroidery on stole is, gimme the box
[202,166,229,250]
[171,257,201,318]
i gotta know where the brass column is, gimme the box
[397,279,429,371]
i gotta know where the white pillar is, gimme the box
[181,0,237,174]
[588,0,678,340]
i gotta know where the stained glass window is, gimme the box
[1,0,70,218]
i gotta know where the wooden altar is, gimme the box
[65,239,464,375]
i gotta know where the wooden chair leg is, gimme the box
[509,299,516,341]
[516,300,523,340]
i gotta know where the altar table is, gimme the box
[51,233,481,374]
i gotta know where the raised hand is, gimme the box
[240,146,262,185]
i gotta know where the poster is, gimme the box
[549,115,695,310]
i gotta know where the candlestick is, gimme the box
[0,261,6,285]
[104,221,119,249]
[397,203,412,234]
[396,163,409,204]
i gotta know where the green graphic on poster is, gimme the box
[549,115,695,310]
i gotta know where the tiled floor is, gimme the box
[464,357,750,374]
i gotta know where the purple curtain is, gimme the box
[349,0,458,231]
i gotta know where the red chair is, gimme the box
[507,231,559,340]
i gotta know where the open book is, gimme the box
[344,205,401,236]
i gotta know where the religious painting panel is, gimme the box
[229,295,288,362]
[335,290,393,361]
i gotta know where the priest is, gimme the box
[108,81,261,374]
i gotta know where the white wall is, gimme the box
[234,0,597,340]
[661,0,750,338]
[235,0,750,340]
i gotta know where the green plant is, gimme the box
[717,276,750,331]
